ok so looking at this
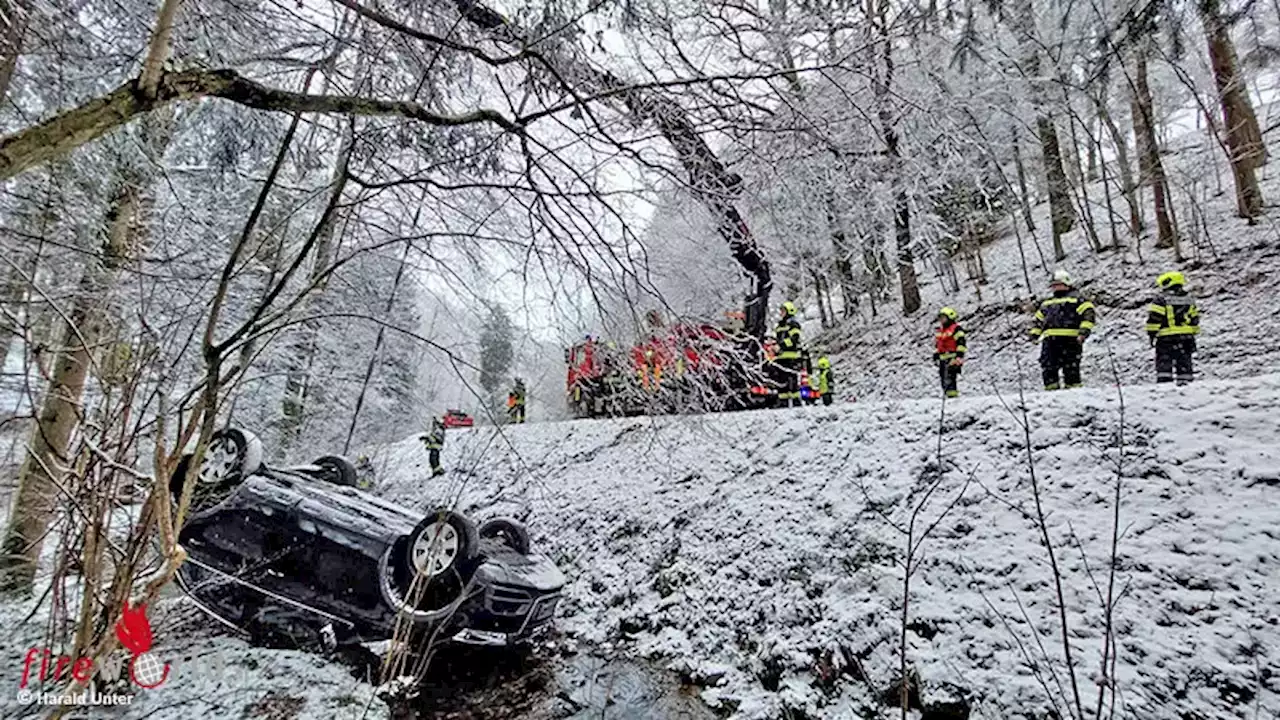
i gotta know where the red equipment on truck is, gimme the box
[565,314,773,418]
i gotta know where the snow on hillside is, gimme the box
[0,582,390,720]
[816,118,1280,404]
[376,374,1280,719]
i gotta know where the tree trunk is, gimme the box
[1011,0,1075,257]
[1097,98,1142,239]
[0,0,29,103]
[343,239,413,454]
[1132,44,1177,248]
[1012,129,1037,234]
[0,116,171,590]
[1064,95,1103,253]
[1086,117,1099,182]
[1098,143,1120,249]
[810,268,831,328]
[893,191,921,314]
[825,188,859,317]
[873,0,920,314]
[278,135,353,455]
[1201,0,1265,218]
[1039,117,1073,260]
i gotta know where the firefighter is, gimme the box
[773,301,804,407]
[933,307,966,398]
[814,356,834,406]
[601,343,624,416]
[507,378,527,423]
[421,416,446,477]
[354,455,375,490]
[1146,271,1200,384]
[1029,270,1097,390]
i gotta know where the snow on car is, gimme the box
[169,428,564,651]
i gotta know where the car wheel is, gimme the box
[478,517,531,554]
[312,455,358,487]
[172,429,263,515]
[407,509,479,579]
[198,428,264,485]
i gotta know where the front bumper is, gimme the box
[452,582,562,646]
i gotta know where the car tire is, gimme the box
[478,517,531,554]
[381,509,480,622]
[198,428,264,485]
[405,509,479,579]
[170,429,263,514]
[312,455,358,487]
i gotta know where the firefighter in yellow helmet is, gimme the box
[934,307,967,398]
[772,301,805,408]
[1146,271,1200,384]
[420,416,446,477]
[813,356,834,406]
[1029,270,1097,390]
[507,378,527,423]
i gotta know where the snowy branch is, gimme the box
[0,69,522,181]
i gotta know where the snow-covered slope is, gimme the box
[376,374,1280,718]
[0,593,390,720]
[817,116,1280,404]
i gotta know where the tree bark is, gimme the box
[138,0,184,98]
[1096,97,1142,239]
[1132,44,1177,249]
[0,115,172,590]
[825,188,859,317]
[1039,117,1072,261]
[278,137,353,455]
[0,0,29,103]
[0,69,518,182]
[1012,130,1037,234]
[872,0,920,314]
[810,268,831,328]
[1201,0,1265,218]
[1011,0,1075,257]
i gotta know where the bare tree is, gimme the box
[1130,39,1178,250]
[0,112,173,590]
[1200,0,1267,218]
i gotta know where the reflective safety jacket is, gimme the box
[775,316,803,360]
[815,366,833,394]
[422,419,446,450]
[1146,290,1200,339]
[508,382,527,407]
[1030,291,1097,340]
[934,321,967,361]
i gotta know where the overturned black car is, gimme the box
[169,428,565,651]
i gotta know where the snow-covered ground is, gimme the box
[815,104,1280,404]
[0,590,391,720]
[377,373,1280,718]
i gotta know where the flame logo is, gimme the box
[114,602,153,656]
[113,601,170,689]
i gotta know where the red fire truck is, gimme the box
[565,314,775,418]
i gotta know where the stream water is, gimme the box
[390,644,717,719]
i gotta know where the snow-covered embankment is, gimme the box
[377,375,1280,719]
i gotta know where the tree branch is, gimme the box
[0,69,521,181]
